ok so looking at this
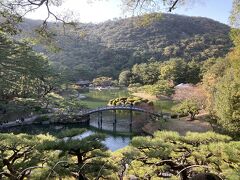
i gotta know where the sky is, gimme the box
[25,0,233,25]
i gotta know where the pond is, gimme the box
[79,89,153,133]
[1,89,174,151]
[1,123,132,151]
[74,130,131,151]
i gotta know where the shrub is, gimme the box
[172,99,201,120]
[107,97,153,107]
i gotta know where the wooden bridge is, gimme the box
[78,106,163,132]
[0,106,163,133]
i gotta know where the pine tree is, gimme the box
[0,133,55,179]
[172,99,200,120]
[116,131,240,179]
[42,128,117,180]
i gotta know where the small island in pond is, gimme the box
[108,96,154,107]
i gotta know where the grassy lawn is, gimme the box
[80,89,177,112]
[80,89,130,109]
[81,97,107,109]
[154,99,178,113]
[130,91,177,113]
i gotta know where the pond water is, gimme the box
[73,130,131,151]
[1,123,132,151]
[1,89,173,151]
[0,89,144,151]
[89,110,146,132]
[79,89,155,133]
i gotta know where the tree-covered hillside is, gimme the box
[25,13,232,80]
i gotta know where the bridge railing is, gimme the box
[78,105,163,117]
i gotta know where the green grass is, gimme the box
[154,100,178,113]
[81,89,130,109]
[81,98,107,109]
[80,89,177,113]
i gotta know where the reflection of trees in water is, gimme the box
[0,123,86,135]
[0,110,30,124]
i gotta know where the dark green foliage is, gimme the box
[124,58,206,88]
[0,31,56,101]
[0,130,116,179]
[119,131,239,179]
[0,133,55,179]
[158,58,201,84]
[92,76,113,87]
[159,58,188,84]
[139,80,175,96]
[124,58,202,97]
[34,115,50,123]
[172,99,201,120]
[42,128,116,179]
[186,60,201,84]
[0,131,239,179]
[56,128,87,138]
[21,13,232,81]
[132,61,161,84]
[118,70,132,86]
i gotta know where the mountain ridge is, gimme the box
[23,13,232,80]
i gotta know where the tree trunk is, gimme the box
[78,173,87,180]
[189,112,195,121]
[77,154,87,180]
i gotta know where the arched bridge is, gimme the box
[79,106,162,117]
[78,106,163,132]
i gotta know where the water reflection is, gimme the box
[90,110,145,133]
[105,136,130,151]
[73,130,131,151]
[0,123,132,151]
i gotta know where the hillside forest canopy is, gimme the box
[0,0,240,179]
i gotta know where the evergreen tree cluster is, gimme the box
[20,13,232,81]
[0,31,56,101]
[120,58,202,87]
[202,29,240,136]
[0,130,239,179]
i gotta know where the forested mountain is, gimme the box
[24,13,232,80]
